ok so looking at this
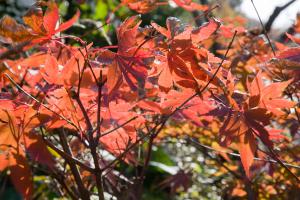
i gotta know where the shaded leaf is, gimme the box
[238,130,256,178]
[0,15,33,43]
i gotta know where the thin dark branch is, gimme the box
[50,170,78,200]
[267,146,300,183]
[191,4,220,26]
[90,140,105,200]
[0,41,30,59]
[80,20,110,39]
[186,138,243,179]
[135,31,238,198]
[250,0,276,56]
[251,129,300,183]
[57,129,90,199]
[77,60,86,95]
[79,47,99,85]
[170,30,238,117]
[72,92,105,199]
[95,70,104,142]
[286,92,300,124]
[99,116,138,138]
[5,73,79,131]
[188,138,300,170]
[102,30,237,177]
[19,69,28,87]
[72,88,105,199]
[42,137,94,173]
[103,31,237,194]
[72,93,93,135]
[265,0,297,33]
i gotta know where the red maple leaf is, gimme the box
[150,17,221,91]
[98,16,154,95]
[23,2,80,43]
[219,72,294,178]
[246,71,295,116]
[121,0,160,13]
[0,2,79,44]
[0,105,54,199]
[172,0,208,12]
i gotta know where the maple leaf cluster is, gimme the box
[0,1,299,199]
[121,0,208,14]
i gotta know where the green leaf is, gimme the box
[94,1,108,20]
[151,146,174,166]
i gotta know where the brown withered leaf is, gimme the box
[0,15,33,43]
[23,5,46,35]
